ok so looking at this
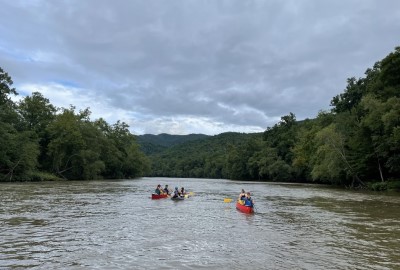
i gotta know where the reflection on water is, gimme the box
[0,178,399,269]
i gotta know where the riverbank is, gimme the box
[368,180,400,191]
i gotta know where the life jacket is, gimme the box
[164,188,169,194]
[155,189,160,195]
[244,197,253,207]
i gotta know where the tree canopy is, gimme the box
[0,70,149,181]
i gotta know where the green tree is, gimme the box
[312,124,365,187]
[46,106,87,179]
[18,92,57,170]
[378,46,400,98]
[94,119,150,179]
[18,92,56,132]
[330,77,365,113]
[0,67,17,106]
[0,67,39,181]
[360,95,400,180]
[263,112,297,163]
[292,112,335,182]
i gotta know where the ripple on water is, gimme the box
[0,178,399,269]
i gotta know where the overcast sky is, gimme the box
[1,0,399,135]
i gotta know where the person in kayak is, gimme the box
[180,187,185,195]
[164,184,170,195]
[244,192,254,207]
[155,184,164,195]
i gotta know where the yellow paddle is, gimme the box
[182,192,194,198]
[224,198,233,203]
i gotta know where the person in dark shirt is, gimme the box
[238,189,246,201]
[172,187,182,198]
[164,185,170,195]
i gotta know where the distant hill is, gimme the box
[153,132,262,157]
[144,132,263,178]
[136,133,209,155]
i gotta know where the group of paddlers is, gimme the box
[238,189,254,207]
[154,185,253,204]
[154,184,187,199]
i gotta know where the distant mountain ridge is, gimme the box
[136,133,210,155]
[143,132,263,178]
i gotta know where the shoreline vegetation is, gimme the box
[1,47,399,191]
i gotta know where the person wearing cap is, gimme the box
[244,192,254,207]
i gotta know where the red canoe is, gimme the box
[151,194,168,199]
[236,201,254,214]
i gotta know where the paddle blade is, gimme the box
[224,198,233,203]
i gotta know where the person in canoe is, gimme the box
[243,192,254,207]
[238,189,246,201]
[164,184,170,195]
[172,187,183,199]
[155,184,164,195]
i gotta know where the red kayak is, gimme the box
[236,201,254,214]
[151,194,168,199]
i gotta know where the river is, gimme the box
[0,178,399,269]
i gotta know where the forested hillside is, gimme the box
[137,133,209,155]
[0,68,150,181]
[146,132,262,178]
[142,47,400,190]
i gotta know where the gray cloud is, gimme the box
[1,0,400,135]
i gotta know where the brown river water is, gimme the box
[1,177,399,269]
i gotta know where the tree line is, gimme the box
[0,68,150,181]
[1,46,399,189]
[144,47,400,190]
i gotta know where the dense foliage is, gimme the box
[142,47,400,188]
[144,132,262,179]
[0,67,149,181]
[137,133,209,155]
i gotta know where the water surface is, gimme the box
[1,178,399,269]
